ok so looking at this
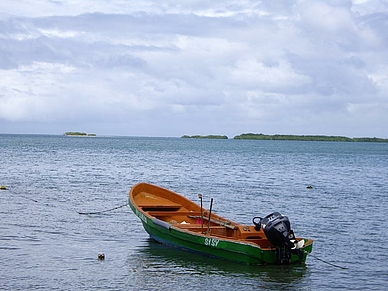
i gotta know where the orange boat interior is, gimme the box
[132,187,280,249]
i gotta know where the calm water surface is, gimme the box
[1,134,387,290]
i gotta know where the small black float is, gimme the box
[98,253,105,260]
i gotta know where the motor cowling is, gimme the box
[253,212,296,248]
[252,212,305,264]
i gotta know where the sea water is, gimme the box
[1,134,387,290]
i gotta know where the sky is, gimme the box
[1,0,388,138]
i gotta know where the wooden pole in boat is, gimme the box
[207,198,213,234]
[198,194,203,233]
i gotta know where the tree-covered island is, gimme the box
[181,133,388,142]
[64,132,97,137]
[233,133,388,142]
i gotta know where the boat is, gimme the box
[129,182,313,265]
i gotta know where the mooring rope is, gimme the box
[3,185,129,214]
[2,186,39,203]
[305,251,348,269]
[77,203,128,215]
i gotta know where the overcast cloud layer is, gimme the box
[1,0,387,137]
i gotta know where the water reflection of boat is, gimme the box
[129,183,313,265]
[129,238,308,286]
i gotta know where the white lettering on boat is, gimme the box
[136,209,147,223]
[204,237,220,247]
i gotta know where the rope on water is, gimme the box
[77,203,128,215]
[305,251,348,270]
[2,187,39,203]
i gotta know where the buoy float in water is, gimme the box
[0,186,7,190]
[306,185,313,189]
[98,253,105,260]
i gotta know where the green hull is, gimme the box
[130,203,313,265]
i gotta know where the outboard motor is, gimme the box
[253,212,304,264]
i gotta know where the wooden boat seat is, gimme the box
[136,192,183,211]
[147,211,202,216]
[139,205,182,212]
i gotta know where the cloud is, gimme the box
[0,0,388,137]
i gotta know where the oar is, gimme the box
[206,198,213,234]
[188,215,236,230]
[198,194,203,233]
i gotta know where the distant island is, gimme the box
[181,133,388,142]
[64,132,96,137]
[233,133,388,142]
[181,135,228,139]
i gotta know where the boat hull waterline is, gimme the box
[129,183,313,265]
